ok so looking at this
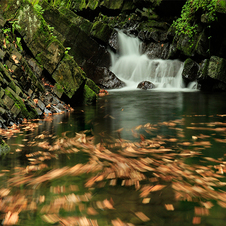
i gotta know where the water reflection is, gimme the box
[1,91,226,225]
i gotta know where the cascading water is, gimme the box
[110,32,197,91]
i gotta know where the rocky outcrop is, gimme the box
[197,57,226,91]
[137,81,155,90]
[92,67,126,89]
[42,4,112,75]
[1,0,100,105]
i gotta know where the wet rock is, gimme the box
[52,56,86,99]
[167,43,179,59]
[27,58,43,78]
[93,67,126,89]
[83,85,97,105]
[137,81,155,90]
[86,78,100,94]
[197,59,209,81]
[182,58,200,85]
[55,103,65,112]
[143,42,170,59]
[108,30,119,52]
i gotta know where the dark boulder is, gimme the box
[182,58,199,86]
[93,67,126,89]
[137,81,155,90]
[142,42,170,59]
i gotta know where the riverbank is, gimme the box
[1,0,226,126]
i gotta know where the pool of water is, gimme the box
[2,90,226,226]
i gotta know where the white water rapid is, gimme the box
[110,32,197,91]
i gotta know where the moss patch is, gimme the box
[83,85,97,105]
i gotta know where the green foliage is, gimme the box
[34,3,44,15]
[16,37,23,51]
[79,0,86,10]
[9,21,21,34]
[172,0,218,41]
[64,47,71,55]
[2,22,23,50]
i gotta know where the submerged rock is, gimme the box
[137,81,155,90]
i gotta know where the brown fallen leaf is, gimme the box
[142,198,151,204]
[103,199,114,209]
[194,207,209,216]
[192,216,201,224]
[33,99,38,105]
[3,211,19,225]
[0,188,10,197]
[87,207,98,215]
[135,212,150,222]
[165,204,174,211]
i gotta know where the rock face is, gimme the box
[42,4,112,79]
[137,81,155,90]
[1,0,100,107]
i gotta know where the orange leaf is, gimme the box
[33,99,38,105]
[11,55,19,64]
[135,212,150,222]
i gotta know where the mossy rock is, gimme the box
[83,85,97,105]
[44,5,93,36]
[5,87,38,119]
[175,28,209,57]
[0,63,17,87]
[35,38,65,74]
[1,0,21,20]
[52,55,86,99]
[207,56,226,83]
[86,78,100,94]
[87,0,99,10]
[91,21,113,44]
[122,0,136,11]
[15,2,65,74]
[100,0,124,10]
[216,0,226,13]
[16,2,42,45]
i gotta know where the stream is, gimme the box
[2,90,226,226]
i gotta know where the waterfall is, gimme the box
[110,32,197,91]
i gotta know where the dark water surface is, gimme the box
[2,90,226,226]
